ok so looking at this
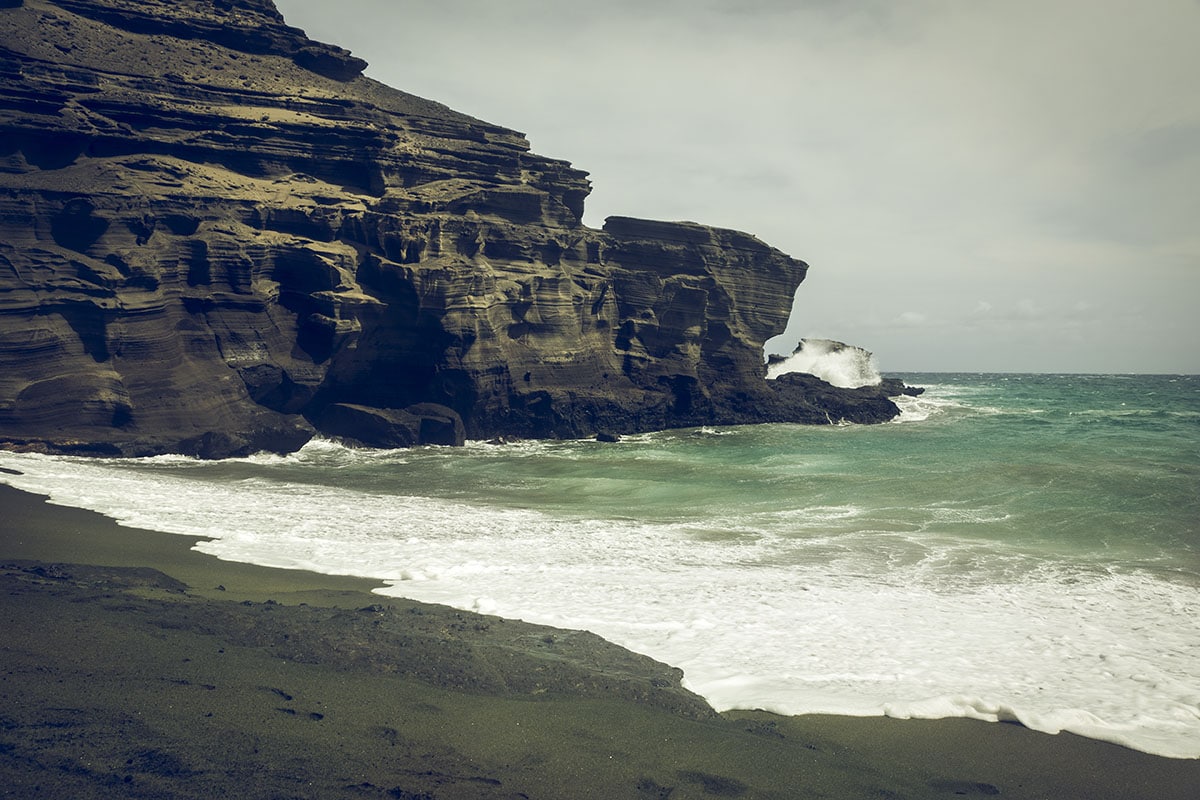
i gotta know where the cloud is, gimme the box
[896,311,929,327]
[1015,299,1040,319]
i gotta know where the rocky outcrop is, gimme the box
[0,0,913,457]
[766,373,921,425]
[318,403,465,449]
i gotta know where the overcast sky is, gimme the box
[274,0,1199,373]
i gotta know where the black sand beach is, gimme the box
[2,483,1197,799]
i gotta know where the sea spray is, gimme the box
[767,338,882,388]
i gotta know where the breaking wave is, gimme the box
[767,338,882,388]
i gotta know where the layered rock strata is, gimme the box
[0,0,911,457]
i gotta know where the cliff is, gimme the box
[0,0,910,458]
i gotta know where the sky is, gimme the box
[273,0,1199,373]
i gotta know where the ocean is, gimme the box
[2,372,1198,759]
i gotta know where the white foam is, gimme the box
[767,338,882,388]
[891,392,960,422]
[2,449,1198,759]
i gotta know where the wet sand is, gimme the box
[2,483,1197,799]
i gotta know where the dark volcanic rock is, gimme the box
[318,402,465,448]
[767,373,906,425]
[0,0,913,457]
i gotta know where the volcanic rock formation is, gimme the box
[0,0,912,457]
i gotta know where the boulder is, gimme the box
[317,403,464,448]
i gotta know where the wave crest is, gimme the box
[767,339,882,388]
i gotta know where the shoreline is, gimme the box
[2,483,1198,798]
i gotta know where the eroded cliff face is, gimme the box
[0,0,903,457]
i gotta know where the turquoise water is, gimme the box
[3,373,1199,757]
